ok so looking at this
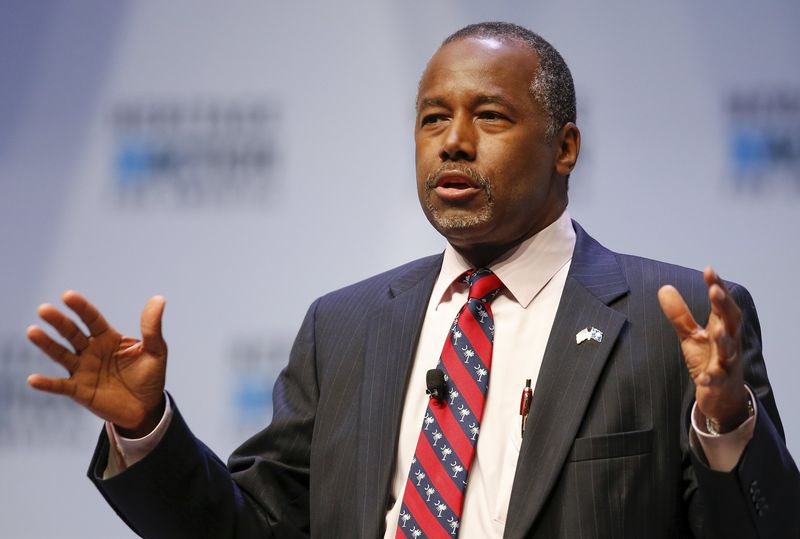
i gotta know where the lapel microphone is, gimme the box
[425,368,447,403]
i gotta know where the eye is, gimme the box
[477,110,508,121]
[420,114,448,127]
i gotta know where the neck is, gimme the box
[452,207,566,268]
[453,243,516,269]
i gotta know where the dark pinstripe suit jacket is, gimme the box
[90,222,799,538]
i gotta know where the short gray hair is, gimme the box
[442,22,576,141]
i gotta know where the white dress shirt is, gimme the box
[383,210,576,538]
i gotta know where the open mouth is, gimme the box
[433,174,482,201]
[434,172,479,190]
[438,178,474,190]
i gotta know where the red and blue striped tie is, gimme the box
[397,268,503,538]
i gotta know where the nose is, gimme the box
[440,116,476,162]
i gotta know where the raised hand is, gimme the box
[27,291,168,438]
[658,268,751,433]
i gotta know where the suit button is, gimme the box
[758,509,765,517]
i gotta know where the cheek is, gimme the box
[415,161,429,193]
[490,161,552,213]
[415,139,437,176]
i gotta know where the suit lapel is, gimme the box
[355,255,442,538]
[503,222,630,539]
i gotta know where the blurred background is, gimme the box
[1,1,798,536]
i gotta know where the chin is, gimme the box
[426,202,493,233]
[428,211,495,247]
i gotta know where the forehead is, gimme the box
[418,37,540,105]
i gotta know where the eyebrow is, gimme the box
[416,97,448,111]
[474,95,515,109]
[416,94,517,113]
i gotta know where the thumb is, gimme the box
[140,295,167,357]
[658,285,699,340]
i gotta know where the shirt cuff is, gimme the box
[689,385,757,472]
[102,393,173,478]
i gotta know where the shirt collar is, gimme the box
[432,210,576,309]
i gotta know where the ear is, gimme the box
[554,122,580,176]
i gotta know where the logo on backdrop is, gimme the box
[727,88,800,192]
[226,335,291,436]
[0,336,89,446]
[110,98,280,206]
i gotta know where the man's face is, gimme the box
[415,37,568,258]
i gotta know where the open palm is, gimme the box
[27,291,168,435]
[658,268,749,430]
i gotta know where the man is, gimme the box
[27,22,799,538]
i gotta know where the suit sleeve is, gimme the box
[87,299,321,539]
[686,284,800,538]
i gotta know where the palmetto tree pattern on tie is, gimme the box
[397,268,502,538]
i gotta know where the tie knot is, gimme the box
[465,268,503,302]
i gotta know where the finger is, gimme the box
[704,267,742,337]
[62,290,111,337]
[695,371,712,386]
[712,323,739,369]
[703,266,730,291]
[692,323,736,388]
[701,356,727,386]
[37,304,90,353]
[658,285,702,340]
[140,295,167,357]
[117,336,144,359]
[694,345,728,386]
[27,374,77,397]
[27,325,79,374]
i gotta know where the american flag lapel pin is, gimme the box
[576,326,603,344]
